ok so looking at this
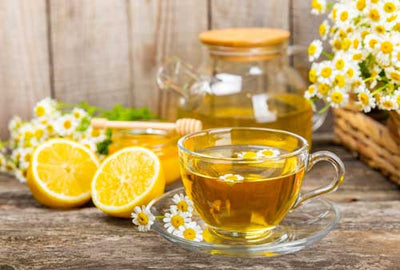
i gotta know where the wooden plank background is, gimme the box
[0,0,316,139]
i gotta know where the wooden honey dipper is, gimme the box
[91,118,202,135]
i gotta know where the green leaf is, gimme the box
[96,128,113,155]
[76,117,91,132]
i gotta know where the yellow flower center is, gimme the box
[242,151,257,159]
[369,9,380,22]
[369,39,378,49]
[24,131,33,140]
[384,2,395,13]
[353,53,363,60]
[308,44,317,56]
[396,95,400,107]
[321,67,332,78]
[332,8,337,19]
[347,68,355,78]
[311,0,323,12]
[331,92,344,104]
[375,25,385,34]
[64,120,72,129]
[307,85,316,94]
[383,100,394,109]
[334,75,346,88]
[381,41,393,54]
[171,215,184,229]
[397,52,400,62]
[333,39,342,50]
[361,30,369,39]
[341,38,351,51]
[35,106,46,117]
[340,11,349,21]
[91,129,100,137]
[353,39,359,49]
[318,84,330,96]
[339,30,347,39]
[387,14,397,22]
[177,201,189,212]
[224,175,241,181]
[183,228,196,240]
[359,93,370,105]
[309,69,317,83]
[137,212,149,225]
[391,72,400,81]
[335,59,345,70]
[319,24,326,36]
[261,149,274,156]
[35,129,44,140]
[24,153,31,163]
[73,111,81,119]
[356,0,366,10]
[47,124,54,133]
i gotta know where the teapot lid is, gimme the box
[199,28,290,48]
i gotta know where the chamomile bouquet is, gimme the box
[307,0,400,113]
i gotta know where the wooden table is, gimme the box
[1,138,400,270]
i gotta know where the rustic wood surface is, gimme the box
[1,137,399,270]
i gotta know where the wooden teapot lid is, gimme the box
[199,28,290,47]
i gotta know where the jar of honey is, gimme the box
[109,129,180,184]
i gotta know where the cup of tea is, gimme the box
[177,127,345,241]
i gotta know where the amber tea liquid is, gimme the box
[181,145,305,238]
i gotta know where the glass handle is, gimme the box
[293,151,345,209]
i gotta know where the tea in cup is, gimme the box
[178,128,344,241]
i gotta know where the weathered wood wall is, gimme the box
[0,0,315,139]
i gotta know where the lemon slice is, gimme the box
[27,139,99,208]
[91,147,165,218]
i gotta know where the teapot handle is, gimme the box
[287,45,328,131]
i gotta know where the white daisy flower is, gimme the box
[308,40,323,62]
[55,114,78,137]
[305,84,317,99]
[311,0,327,15]
[236,151,258,160]
[17,148,33,170]
[173,222,203,242]
[172,194,194,215]
[132,205,155,232]
[163,206,191,234]
[376,39,395,67]
[8,116,22,133]
[34,97,56,118]
[79,138,97,153]
[219,173,244,183]
[327,88,349,108]
[15,169,27,183]
[356,87,376,113]
[257,148,280,158]
[319,20,330,40]
[364,34,381,51]
[72,108,88,121]
[378,95,397,110]
[366,5,384,25]
[316,61,335,84]
[385,67,400,83]
[380,0,398,16]
[335,4,357,28]
[85,127,107,144]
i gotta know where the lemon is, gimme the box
[91,147,165,218]
[27,139,99,208]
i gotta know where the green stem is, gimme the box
[154,216,165,219]
[318,103,331,114]
[372,84,387,95]
[363,77,373,82]
[322,51,334,60]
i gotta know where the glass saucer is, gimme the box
[148,188,340,257]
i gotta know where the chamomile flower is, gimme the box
[311,0,327,15]
[86,127,107,143]
[79,138,97,153]
[327,88,349,108]
[319,20,330,40]
[174,222,203,242]
[308,40,323,61]
[18,148,33,170]
[8,116,22,133]
[131,205,155,232]
[236,151,258,160]
[34,97,56,118]
[378,95,397,110]
[163,206,191,234]
[385,67,400,83]
[55,114,78,137]
[219,173,244,183]
[15,169,27,183]
[317,61,335,84]
[376,38,395,67]
[257,148,280,158]
[335,5,356,28]
[356,87,376,112]
[367,5,384,24]
[380,0,398,16]
[172,194,194,215]
[72,108,88,121]
[305,84,317,99]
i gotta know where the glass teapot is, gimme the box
[157,28,325,143]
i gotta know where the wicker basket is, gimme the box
[333,106,400,186]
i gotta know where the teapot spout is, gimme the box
[156,57,209,110]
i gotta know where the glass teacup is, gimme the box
[178,127,345,241]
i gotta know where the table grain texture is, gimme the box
[1,137,400,270]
